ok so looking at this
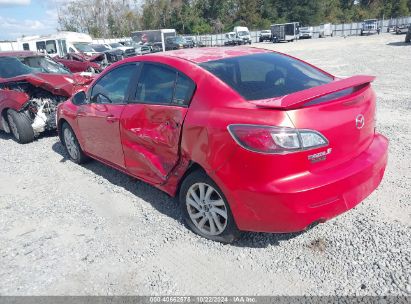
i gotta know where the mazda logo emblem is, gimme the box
[356,114,365,129]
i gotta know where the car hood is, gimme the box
[0,72,92,97]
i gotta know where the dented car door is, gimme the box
[120,62,195,184]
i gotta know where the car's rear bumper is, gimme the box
[212,134,388,233]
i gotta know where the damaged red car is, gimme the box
[54,52,105,73]
[57,47,388,243]
[0,53,93,143]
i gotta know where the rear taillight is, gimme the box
[228,124,328,154]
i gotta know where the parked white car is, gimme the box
[299,26,314,39]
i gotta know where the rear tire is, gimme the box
[179,170,241,243]
[6,109,34,144]
[61,123,89,164]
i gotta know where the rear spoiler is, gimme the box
[248,75,375,110]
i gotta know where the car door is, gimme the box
[77,63,138,168]
[120,62,196,184]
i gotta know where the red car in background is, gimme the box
[0,52,93,143]
[54,52,105,73]
[57,47,388,243]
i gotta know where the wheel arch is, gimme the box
[175,161,207,198]
[57,118,69,145]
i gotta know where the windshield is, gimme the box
[0,57,34,78]
[200,53,333,101]
[238,31,249,36]
[21,56,71,74]
[110,43,122,48]
[91,44,110,52]
[73,43,94,52]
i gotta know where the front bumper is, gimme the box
[212,134,388,233]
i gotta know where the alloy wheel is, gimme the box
[186,182,228,236]
[64,128,79,160]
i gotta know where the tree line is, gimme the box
[57,0,411,38]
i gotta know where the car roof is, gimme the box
[0,51,44,58]
[155,47,270,64]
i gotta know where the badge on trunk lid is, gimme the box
[308,148,332,163]
[356,114,365,129]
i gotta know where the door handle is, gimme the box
[106,115,119,123]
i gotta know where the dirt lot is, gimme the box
[0,33,410,296]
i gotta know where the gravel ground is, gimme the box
[0,33,410,296]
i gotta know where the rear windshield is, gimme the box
[199,53,333,100]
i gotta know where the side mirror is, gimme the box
[72,91,87,105]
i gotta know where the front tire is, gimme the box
[61,123,88,164]
[7,109,34,144]
[179,170,240,243]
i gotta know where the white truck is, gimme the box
[361,19,381,35]
[319,23,333,38]
[17,32,97,57]
[234,26,252,44]
[131,29,176,52]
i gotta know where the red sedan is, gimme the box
[57,47,388,243]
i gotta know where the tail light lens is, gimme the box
[228,124,328,154]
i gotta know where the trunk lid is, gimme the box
[251,76,377,169]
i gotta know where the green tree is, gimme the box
[392,0,410,17]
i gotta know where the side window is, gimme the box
[135,64,176,104]
[173,73,195,106]
[91,64,136,104]
[23,43,30,51]
[46,40,57,54]
[36,41,46,52]
[69,47,75,53]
